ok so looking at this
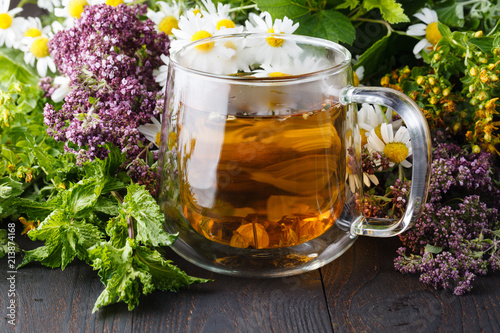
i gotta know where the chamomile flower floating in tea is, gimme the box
[0,0,26,48]
[147,0,182,35]
[367,123,412,168]
[244,12,301,64]
[406,8,442,59]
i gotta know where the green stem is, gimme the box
[354,17,393,37]
[17,0,38,7]
[227,4,258,13]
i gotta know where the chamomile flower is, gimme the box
[200,0,242,34]
[244,12,301,64]
[0,0,26,49]
[38,0,61,12]
[20,30,57,77]
[170,11,237,73]
[22,17,52,38]
[367,123,412,168]
[147,1,182,35]
[153,53,169,90]
[54,0,91,28]
[253,56,330,77]
[51,76,71,103]
[406,8,442,59]
[170,11,214,51]
[138,116,162,147]
[358,103,391,146]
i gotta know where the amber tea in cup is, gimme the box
[157,33,431,277]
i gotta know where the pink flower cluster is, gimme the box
[43,4,169,161]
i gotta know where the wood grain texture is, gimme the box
[321,237,500,333]
[2,234,499,332]
[0,243,332,333]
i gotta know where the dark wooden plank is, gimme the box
[321,236,500,333]
[1,240,333,332]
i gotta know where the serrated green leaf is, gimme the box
[89,238,210,312]
[120,183,177,247]
[297,10,356,44]
[19,209,105,269]
[252,0,312,19]
[362,0,409,24]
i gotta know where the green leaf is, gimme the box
[252,0,312,20]
[89,238,210,312]
[336,0,359,10]
[469,37,494,53]
[19,209,105,269]
[0,48,39,87]
[424,243,443,254]
[297,10,356,44]
[362,0,409,24]
[120,183,177,247]
[437,21,452,39]
[354,33,391,76]
[434,0,465,28]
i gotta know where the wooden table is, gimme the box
[1,235,499,332]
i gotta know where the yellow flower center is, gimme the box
[158,15,178,35]
[353,71,360,86]
[0,13,13,30]
[30,37,50,58]
[155,131,161,146]
[360,129,368,147]
[68,0,88,19]
[374,124,383,140]
[266,28,285,47]
[192,9,202,17]
[268,72,289,77]
[191,30,214,51]
[216,19,235,30]
[384,142,409,164]
[24,27,42,37]
[106,0,123,7]
[425,22,442,45]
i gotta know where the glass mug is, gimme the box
[157,33,431,277]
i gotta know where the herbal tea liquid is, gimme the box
[177,103,346,249]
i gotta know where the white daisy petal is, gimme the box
[381,123,393,144]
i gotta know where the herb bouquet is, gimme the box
[0,0,499,310]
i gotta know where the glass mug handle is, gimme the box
[340,86,432,237]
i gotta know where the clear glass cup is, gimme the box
[157,33,431,277]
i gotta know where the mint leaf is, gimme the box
[120,183,177,247]
[252,0,312,19]
[19,209,105,269]
[298,10,356,44]
[362,0,409,24]
[434,2,465,28]
[89,238,210,312]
